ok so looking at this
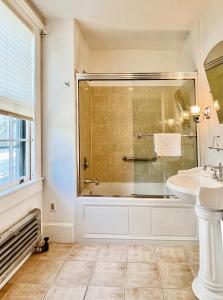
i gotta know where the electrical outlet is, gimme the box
[49,201,56,212]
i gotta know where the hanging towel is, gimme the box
[154,133,181,156]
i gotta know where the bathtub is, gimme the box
[76,182,198,243]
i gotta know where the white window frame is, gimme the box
[0,0,44,193]
[0,116,32,191]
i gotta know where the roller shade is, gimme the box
[0,0,35,120]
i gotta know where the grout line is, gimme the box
[155,248,163,289]
[83,286,89,300]
[86,260,97,287]
[42,284,51,300]
[51,258,67,282]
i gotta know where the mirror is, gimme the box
[204,41,223,123]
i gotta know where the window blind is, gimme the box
[0,0,35,120]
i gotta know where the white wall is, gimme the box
[200,0,223,165]
[178,1,223,166]
[180,22,201,72]
[75,22,90,72]
[42,19,76,242]
[0,182,42,233]
[189,0,223,166]
[88,49,183,73]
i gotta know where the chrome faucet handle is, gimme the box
[82,178,99,185]
[211,168,218,180]
[218,162,223,181]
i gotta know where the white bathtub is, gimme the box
[76,182,198,243]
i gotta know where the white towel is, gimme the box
[154,133,181,157]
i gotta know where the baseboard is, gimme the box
[42,222,75,243]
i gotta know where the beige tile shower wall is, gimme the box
[90,85,197,183]
[131,86,195,183]
[91,87,134,182]
[79,82,92,191]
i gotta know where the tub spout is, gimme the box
[82,178,99,185]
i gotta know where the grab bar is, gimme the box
[136,132,197,138]
[122,156,157,162]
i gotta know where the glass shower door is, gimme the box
[131,80,197,197]
[78,77,198,197]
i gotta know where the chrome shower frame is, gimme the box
[75,72,199,197]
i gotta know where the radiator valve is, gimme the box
[35,237,49,253]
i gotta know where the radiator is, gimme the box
[0,208,41,285]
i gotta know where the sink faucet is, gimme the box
[82,178,99,185]
[204,163,223,182]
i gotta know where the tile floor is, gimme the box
[0,243,199,300]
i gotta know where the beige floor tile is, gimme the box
[33,243,73,261]
[10,258,63,285]
[97,244,127,262]
[69,244,99,261]
[185,245,199,264]
[156,246,188,264]
[126,263,161,288]
[190,264,199,277]
[125,288,164,300]
[85,286,124,300]
[44,284,86,300]
[159,263,194,289]
[128,246,156,263]
[0,283,48,300]
[0,284,13,299]
[55,261,94,285]
[90,262,125,287]
[163,289,198,300]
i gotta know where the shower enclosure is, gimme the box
[76,73,198,198]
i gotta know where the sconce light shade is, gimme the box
[213,100,220,111]
[167,119,175,127]
[190,105,201,116]
[181,111,190,120]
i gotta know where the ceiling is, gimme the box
[32,0,209,50]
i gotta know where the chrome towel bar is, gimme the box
[136,132,197,138]
[122,156,157,162]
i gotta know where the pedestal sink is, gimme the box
[166,167,223,300]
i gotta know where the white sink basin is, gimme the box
[166,167,223,208]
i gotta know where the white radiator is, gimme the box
[0,208,41,285]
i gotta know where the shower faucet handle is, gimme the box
[81,157,89,170]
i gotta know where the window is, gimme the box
[0,115,31,189]
[0,1,35,190]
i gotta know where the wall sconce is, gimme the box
[190,105,211,123]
